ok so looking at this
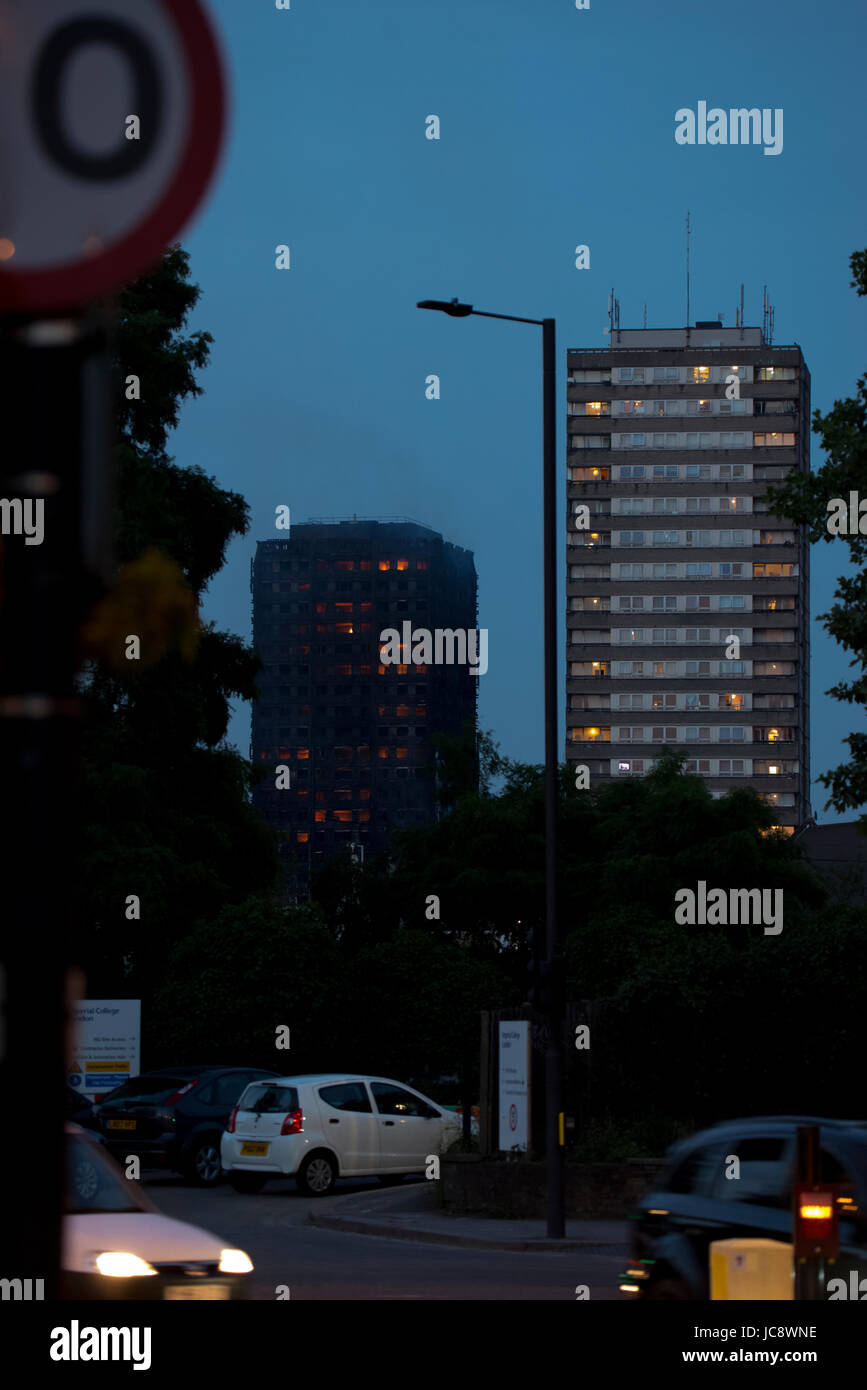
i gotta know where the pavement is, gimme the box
[308,1179,628,1252]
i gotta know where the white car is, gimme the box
[62,1125,254,1299]
[221,1073,472,1196]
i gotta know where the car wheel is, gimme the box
[186,1138,223,1186]
[296,1153,337,1197]
[376,1174,405,1186]
[229,1172,267,1195]
[646,1276,693,1300]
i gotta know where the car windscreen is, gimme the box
[239,1084,298,1114]
[99,1075,193,1104]
[65,1135,155,1215]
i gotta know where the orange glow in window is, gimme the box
[378,664,387,675]
[314,811,326,822]
[316,603,327,614]
[336,561,355,571]
[360,560,372,571]
[335,623,354,635]
[414,665,427,674]
[335,789,352,800]
[359,810,370,822]
[396,705,410,717]
[397,664,408,674]
[334,810,352,822]
[359,788,370,799]
[415,705,426,717]
[297,832,309,842]
[379,560,390,571]
[416,560,427,570]
[396,747,408,759]
[378,705,388,716]
[396,559,409,571]
[335,603,353,613]
[361,664,372,674]
[297,748,309,759]
[378,748,388,759]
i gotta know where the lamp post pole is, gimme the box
[417,299,564,1237]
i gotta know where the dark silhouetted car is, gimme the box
[621,1115,867,1299]
[65,1084,102,1133]
[97,1065,280,1185]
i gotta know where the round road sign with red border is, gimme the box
[0,0,226,313]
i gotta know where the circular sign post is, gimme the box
[0,0,226,313]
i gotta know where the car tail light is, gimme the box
[227,1105,238,1134]
[165,1080,199,1106]
[280,1109,304,1136]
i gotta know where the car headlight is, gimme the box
[219,1248,253,1274]
[95,1252,158,1278]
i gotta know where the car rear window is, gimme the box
[239,1084,299,1114]
[100,1075,194,1104]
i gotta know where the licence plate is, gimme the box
[107,1119,136,1130]
[163,1284,230,1300]
[240,1141,269,1156]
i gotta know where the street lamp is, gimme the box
[417,296,564,1238]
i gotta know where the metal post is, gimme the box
[0,312,111,1296]
[542,317,564,1237]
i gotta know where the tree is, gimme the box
[764,249,867,824]
[76,246,280,996]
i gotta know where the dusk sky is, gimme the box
[171,0,866,822]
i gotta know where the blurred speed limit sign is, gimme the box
[0,0,226,312]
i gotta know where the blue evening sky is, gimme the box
[171,0,866,823]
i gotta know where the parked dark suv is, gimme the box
[97,1065,280,1185]
[622,1115,867,1299]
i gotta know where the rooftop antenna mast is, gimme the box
[685,210,691,335]
[769,299,775,345]
[643,303,647,329]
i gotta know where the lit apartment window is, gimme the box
[314,811,326,823]
[416,560,427,570]
[690,365,710,382]
[585,401,610,416]
[297,748,309,759]
[297,832,309,843]
[379,560,391,571]
[572,727,610,742]
[336,561,355,571]
[397,559,410,571]
[334,810,352,822]
[378,663,387,675]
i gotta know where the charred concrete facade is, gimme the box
[565,323,810,833]
[251,518,478,895]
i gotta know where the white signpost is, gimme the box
[71,999,141,1101]
[498,1020,531,1152]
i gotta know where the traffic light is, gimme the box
[794,1185,839,1261]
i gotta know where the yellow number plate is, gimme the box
[163,1284,231,1300]
[107,1119,136,1130]
[240,1141,269,1156]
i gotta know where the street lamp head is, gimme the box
[417,298,473,317]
